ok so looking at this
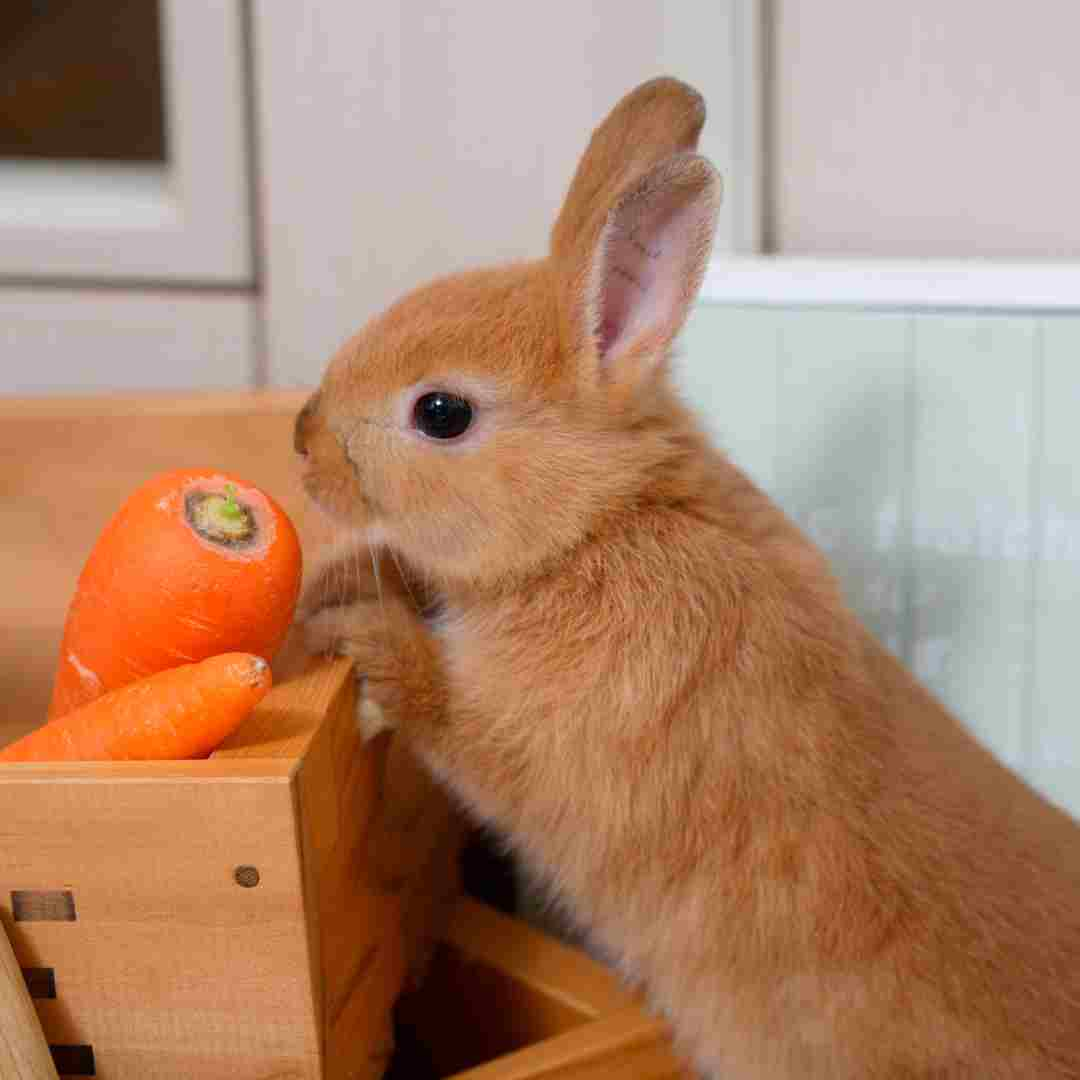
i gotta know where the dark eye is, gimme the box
[413,391,473,440]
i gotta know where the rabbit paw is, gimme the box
[303,596,432,742]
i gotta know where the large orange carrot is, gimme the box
[3,653,271,762]
[48,468,302,720]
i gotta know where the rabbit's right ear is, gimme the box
[551,79,721,390]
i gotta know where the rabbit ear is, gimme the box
[562,152,721,385]
[551,78,707,263]
[551,79,721,386]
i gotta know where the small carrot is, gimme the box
[48,468,302,720]
[2,653,271,762]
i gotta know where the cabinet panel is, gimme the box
[0,289,256,393]
[251,2,758,385]
[0,2,252,284]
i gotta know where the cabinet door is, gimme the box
[250,2,759,386]
[0,1,252,284]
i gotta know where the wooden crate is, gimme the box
[0,391,685,1079]
[1,657,464,1079]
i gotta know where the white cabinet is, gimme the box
[0,1,755,393]
[0,3,252,284]
[249,1,758,385]
[0,1,255,392]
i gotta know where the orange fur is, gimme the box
[296,78,1080,1078]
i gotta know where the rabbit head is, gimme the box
[296,78,722,588]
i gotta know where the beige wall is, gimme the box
[767,2,1080,258]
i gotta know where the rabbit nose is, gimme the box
[294,390,322,457]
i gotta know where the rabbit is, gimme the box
[293,78,1080,1079]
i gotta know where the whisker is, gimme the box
[369,543,384,611]
[388,545,423,616]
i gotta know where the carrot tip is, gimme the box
[247,655,271,687]
[185,488,257,547]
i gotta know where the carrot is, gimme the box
[2,653,271,762]
[47,468,302,721]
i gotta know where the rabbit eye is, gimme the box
[413,391,473,440]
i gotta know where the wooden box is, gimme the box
[1,658,464,1079]
[0,392,684,1079]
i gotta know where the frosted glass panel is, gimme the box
[677,304,1080,817]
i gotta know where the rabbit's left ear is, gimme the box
[571,152,721,385]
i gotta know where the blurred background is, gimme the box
[2,1,1079,816]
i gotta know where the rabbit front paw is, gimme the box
[302,596,432,742]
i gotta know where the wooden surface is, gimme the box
[0,390,318,744]
[0,917,58,1080]
[403,898,690,1080]
[213,655,356,763]
[0,760,321,1077]
[215,657,466,1077]
[0,653,467,1079]
[443,898,629,1021]
[451,1008,681,1080]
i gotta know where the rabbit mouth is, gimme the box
[300,468,381,530]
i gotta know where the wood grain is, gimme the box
[0,766,322,1078]
[447,1008,686,1080]
[0,916,58,1080]
[0,652,467,1078]
[212,655,356,762]
[401,898,690,1079]
[444,898,630,1020]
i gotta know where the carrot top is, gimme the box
[187,482,257,545]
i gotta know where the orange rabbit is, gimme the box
[295,79,1080,1078]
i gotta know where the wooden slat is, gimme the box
[289,684,465,1080]
[291,661,396,1080]
[447,1007,687,1080]
[444,898,631,1021]
[0,917,59,1079]
[397,899,683,1077]
[0,759,294,781]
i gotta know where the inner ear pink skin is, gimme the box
[596,187,706,365]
